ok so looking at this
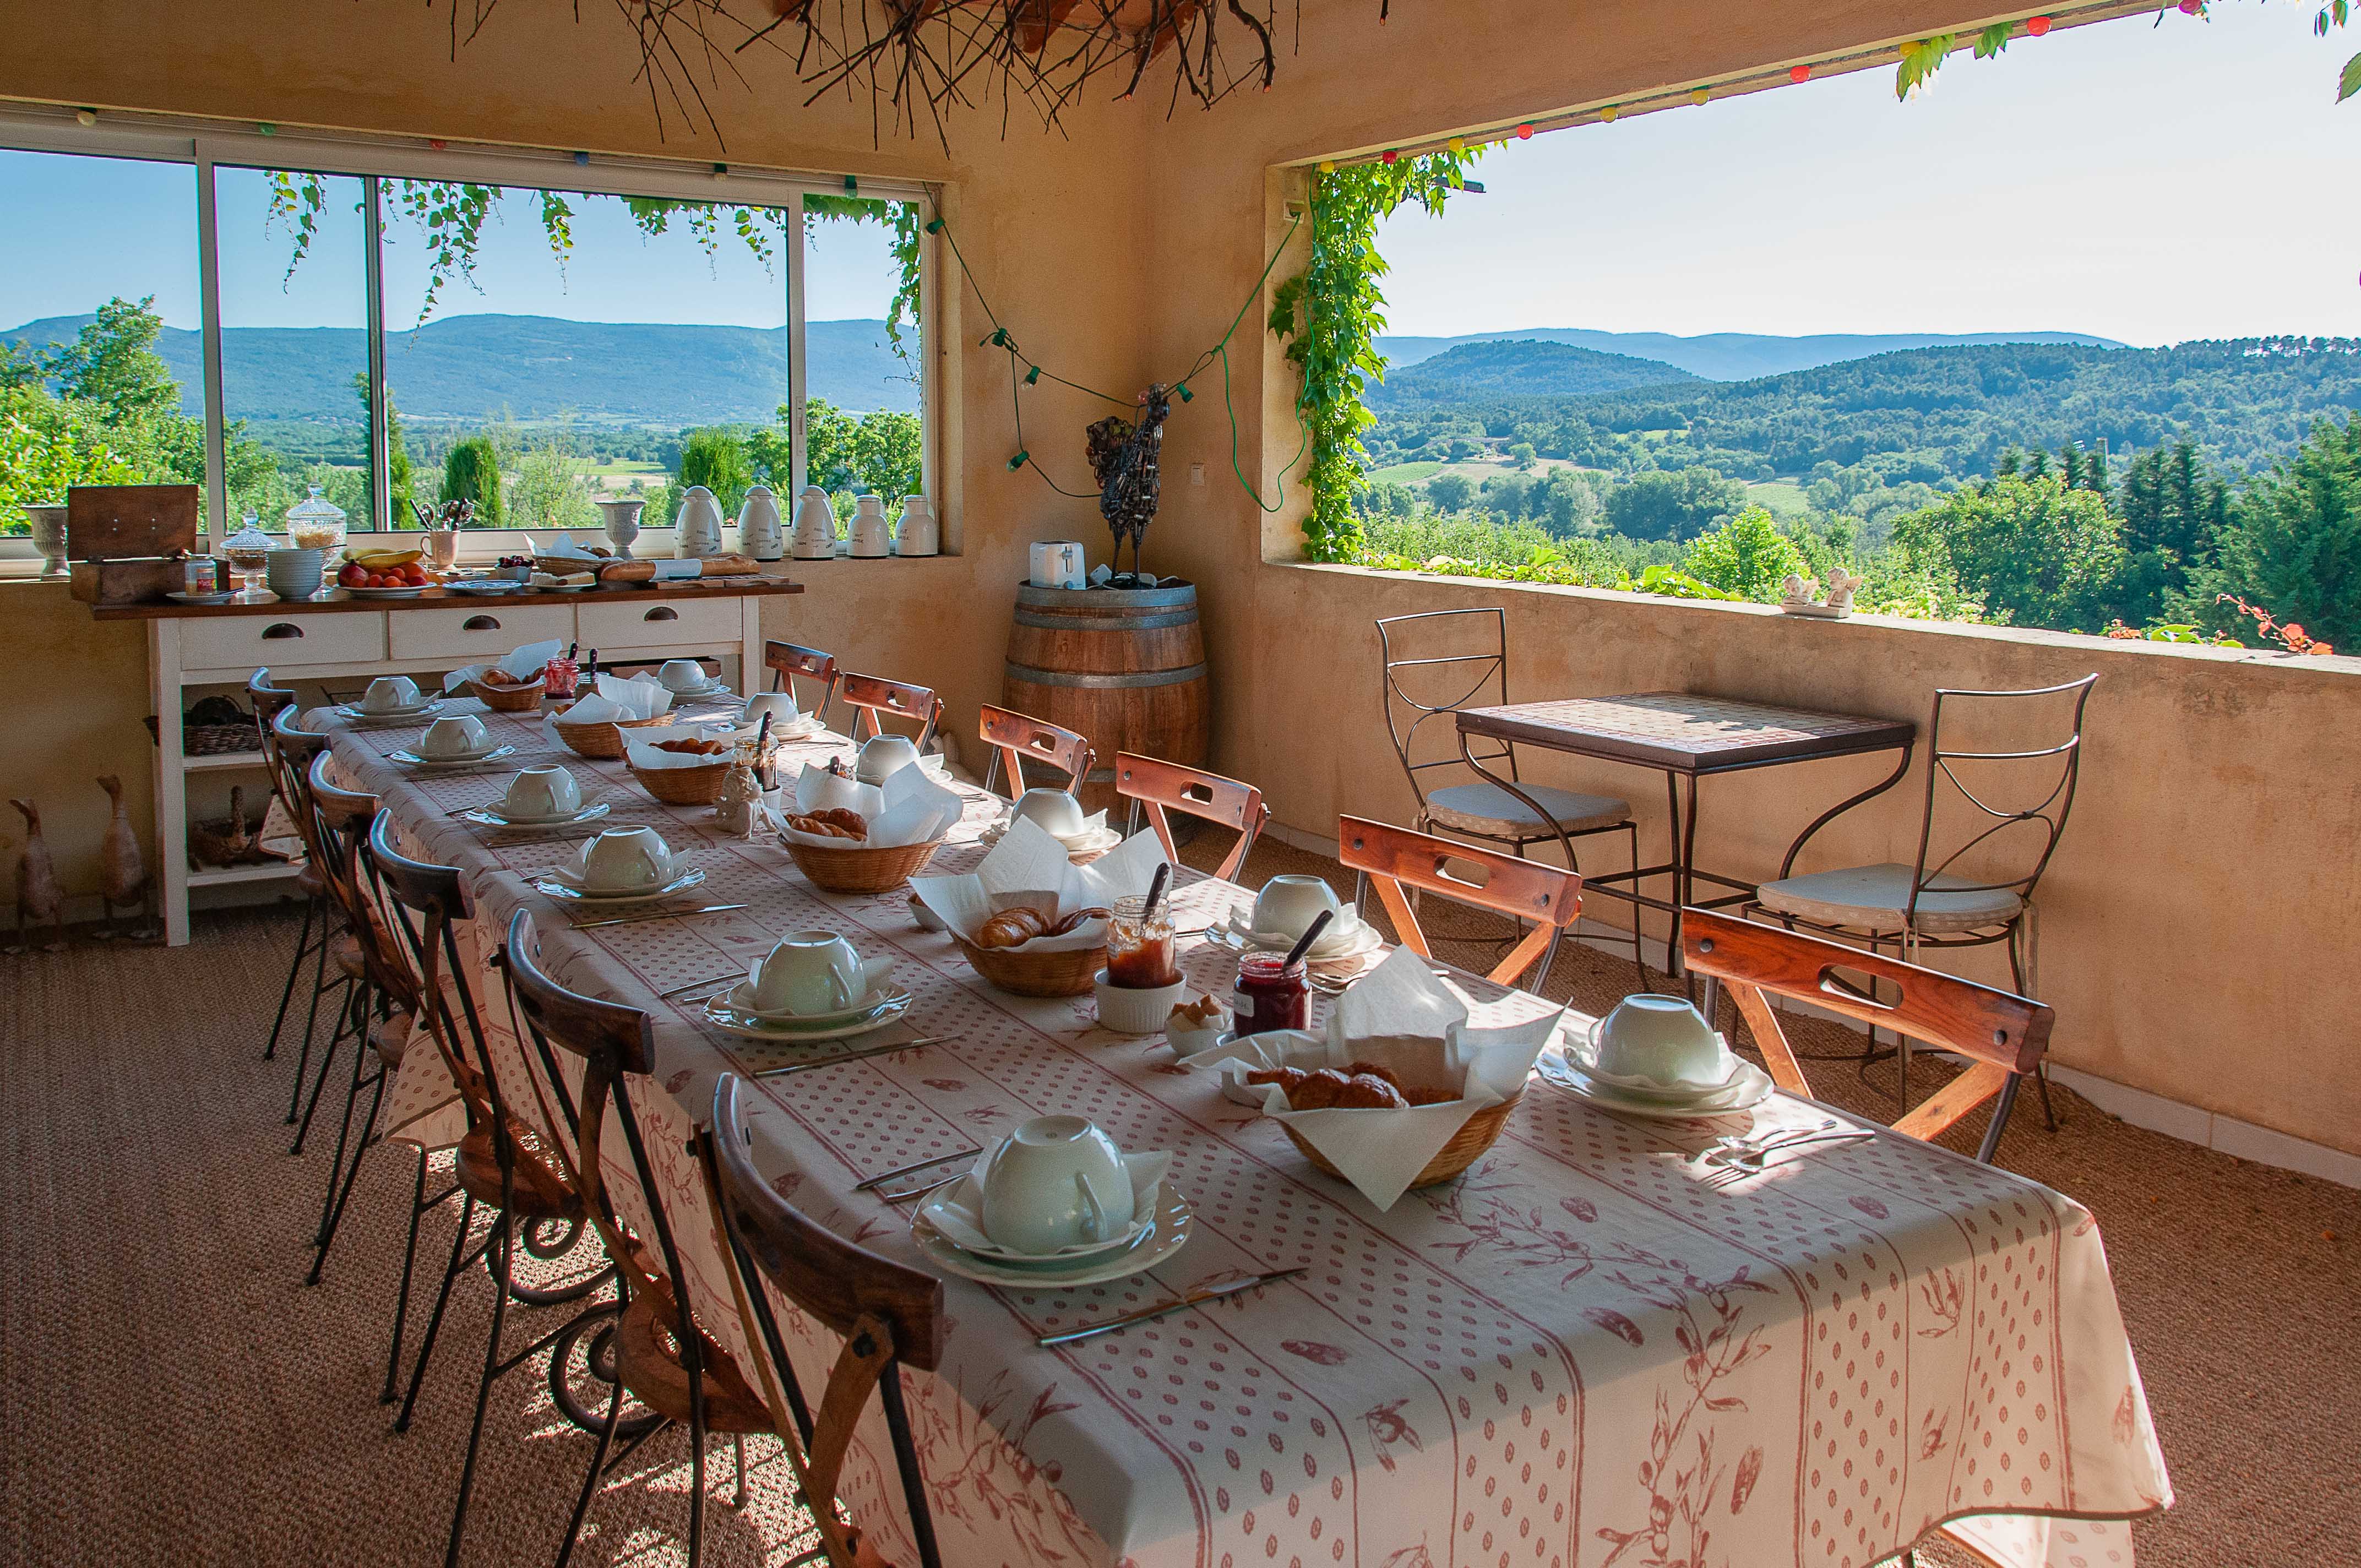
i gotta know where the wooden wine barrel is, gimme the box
[1004,580,1210,813]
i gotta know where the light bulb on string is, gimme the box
[75,108,97,127]
[1515,123,1533,139]
[1690,88,1710,106]
[2026,14,2053,34]
[1446,136,1465,152]
[1600,105,1619,123]
[1789,63,1811,83]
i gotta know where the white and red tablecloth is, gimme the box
[322,697,2169,1568]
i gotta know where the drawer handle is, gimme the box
[262,623,304,640]
[644,607,679,623]
[463,614,502,631]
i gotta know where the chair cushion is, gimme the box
[1425,781,1629,837]
[1756,862,2023,935]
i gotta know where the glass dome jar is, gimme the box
[221,513,275,601]
[284,485,349,559]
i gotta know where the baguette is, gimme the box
[597,554,760,583]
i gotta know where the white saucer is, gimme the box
[534,867,708,904]
[345,584,429,598]
[1536,1050,1776,1119]
[913,1173,1193,1288]
[701,989,913,1043]
[166,590,237,605]
[715,981,913,1029]
[728,711,824,740]
[338,699,445,723]
[915,1156,1165,1266]
[660,679,732,701]
[977,818,1123,857]
[456,801,612,830]
[1215,908,1382,963]
[391,743,518,769]
[448,579,521,595]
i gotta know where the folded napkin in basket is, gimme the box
[624,731,738,771]
[444,639,564,695]
[910,816,1170,952]
[776,759,962,848]
[1221,947,1565,1211]
[532,534,601,562]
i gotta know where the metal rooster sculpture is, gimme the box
[1086,384,1174,585]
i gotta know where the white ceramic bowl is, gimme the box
[748,930,867,1016]
[1252,874,1342,941]
[576,827,673,891]
[504,765,583,820]
[742,692,799,730]
[856,732,921,785]
[1094,971,1188,1036]
[657,658,711,693]
[265,547,324,599]
[1012,787,1086,839]
[362,675,422,712]
[1584,994,1734,1093]
[421,714,491,759]
[976,1116,1133,1255]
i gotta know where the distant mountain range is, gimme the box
[1373,327,2127,383]
[1374,339,1696,404]
[1,313,919,425]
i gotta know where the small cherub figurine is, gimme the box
[1781,573,1814,606]
[1823,567,1866,612]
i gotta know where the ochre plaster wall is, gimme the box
[0,584,156,907]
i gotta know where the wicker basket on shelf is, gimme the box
[953,935,1106,998]
[786,835,947,894]
[552,710,674,760]
[628,756,731,807]
[466,675,547,714]
[1283,1091,1524,1191]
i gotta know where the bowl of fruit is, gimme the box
[338,550,433,597]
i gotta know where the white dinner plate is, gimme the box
[336,699,445,724]
[390,743,518,769]
[345,585,429,598]
[455,801,612,830]
[699,989,915,1043]
[660,677,732,701]
[717,981,913,1029]
[448,579,524,595]
[166,590,238,605]
[913,1174,1193,1289]
[1535,1050,1775,1119]
[533,867,708,904]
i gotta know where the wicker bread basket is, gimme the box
[787,835,946,894]
[1283,1091,1522,1191]
[628,757,731,807]
[466,675,547,713]
[954,934,1106,997]
[552,709,674,760]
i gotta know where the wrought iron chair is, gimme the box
[1375,608,1642,982]
[1117,753,1267,882]
[763,639,840,726]
[1339,815,1584,990]
[708,1072,949,1568]
[502,909,771,1568]
[1680,909,2054,1166]
[1744,674,2095,1117]
[258,700,338,1096]
[978,703,1095,801]
[836,671,944,749]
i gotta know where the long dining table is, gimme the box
[321,692,2169,1568]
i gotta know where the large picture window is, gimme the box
[1,115,935,551]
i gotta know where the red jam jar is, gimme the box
[542,655,580,700]
[1232,951,1309,1036]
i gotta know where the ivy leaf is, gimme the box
[1973,21,2014,59]
[2340,48,2361,101]
[1895,34,1956,100]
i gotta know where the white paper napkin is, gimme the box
[444,638,564,694]
[777,758,962,847]
[910,816,1170,950]
[1222,948,1565,1210]
[594,672,676,721]
[534,535,600,561]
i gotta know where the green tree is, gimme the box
[0,386,135,518]
[48,297,180,423]
[2175,415,2361,650]
[676,427,754,518]
[1426,472,1475,512]
[0,339,47,392]
[351,372,416,525]
[441,436,505,525]
[1604,466,1745,542]
[508,437,599,530]
[1683,505,1808,601]
[1889,472,2125,629]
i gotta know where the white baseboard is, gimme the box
[1261,818,2361,1189]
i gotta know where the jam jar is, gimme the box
[1104,894,1178,989]
[1232,951,1309,1035]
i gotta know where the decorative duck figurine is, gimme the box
[8,799,64,953]
[95,774,153,940]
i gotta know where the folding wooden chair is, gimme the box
[1679,908,2053,1165]
[1337,815,1582,990]
[978,704,1095,801]
[835,671,943,748]
[1117,753,1267,881]
[763,640,839,725]
[256,696,336,1074]
[708,1072,948,1568]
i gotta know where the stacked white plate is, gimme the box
[532,864,708,904]
[911,1157,1193,1287]
[336,697,443,724]
[700,981,914,1044]
[1538,1018,1774,1118]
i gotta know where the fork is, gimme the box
[1702,1129,1876,1188]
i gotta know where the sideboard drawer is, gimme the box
[388,604,576,661]
[576,596,741,651]
[182,611,387,671]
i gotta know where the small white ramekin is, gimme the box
[1093,971,1187,1035]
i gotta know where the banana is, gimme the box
[350,549,422,569]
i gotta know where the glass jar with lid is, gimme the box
[284,484,349,559]
[220,513,275,601]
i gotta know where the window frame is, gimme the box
[0,106,939,555]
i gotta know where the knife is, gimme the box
[1035,1267,1307,1348]
[750,1037,944,1078]
[570,903,747,929]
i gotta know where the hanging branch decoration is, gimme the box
[1896,3,2355,105]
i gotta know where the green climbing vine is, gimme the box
[1267,148,1483,562]
[1895,3,2355,104]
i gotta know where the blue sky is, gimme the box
[3,4,2355,346]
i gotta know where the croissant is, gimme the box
[786,813,863,840]
[1346,1060,1458,1106]
[1245,1066,1408,1110]
[973,907,1049,949]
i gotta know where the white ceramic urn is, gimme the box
[738,486,784,562]
[674,486,725,558]
[894,494,938,557]
[791,486,838,560]
[849,494,892,559]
